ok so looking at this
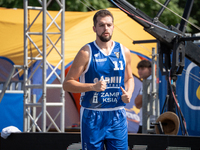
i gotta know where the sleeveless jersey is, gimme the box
[80,41,126,108]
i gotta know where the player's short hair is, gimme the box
[93,9,114,27]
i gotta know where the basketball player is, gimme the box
[63,9,134,150]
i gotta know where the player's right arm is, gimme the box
[63,45,107,93]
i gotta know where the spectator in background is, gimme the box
[135,60,152,133]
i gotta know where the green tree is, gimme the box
[0,0,23,8]
[0,0,112,11]
[178,0,200,34]
[65,0,112,11]
[126,0,198,33]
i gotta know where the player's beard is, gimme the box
[98,32,112,42]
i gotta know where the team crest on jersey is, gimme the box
[114,52,120,58]
[94,53,100,57]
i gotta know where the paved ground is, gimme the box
[67,143,191,150]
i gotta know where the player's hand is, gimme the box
[120,87,131,103]
[93,80,107,92]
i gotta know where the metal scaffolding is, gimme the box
[23,0,65,132]
[142,47,160,134]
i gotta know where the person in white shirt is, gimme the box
[135,60,152,133]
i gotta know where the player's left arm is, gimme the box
[121,45,134,103]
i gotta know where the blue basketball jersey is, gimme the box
[80,41,126,108]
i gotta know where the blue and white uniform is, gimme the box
[80,41,128,150]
